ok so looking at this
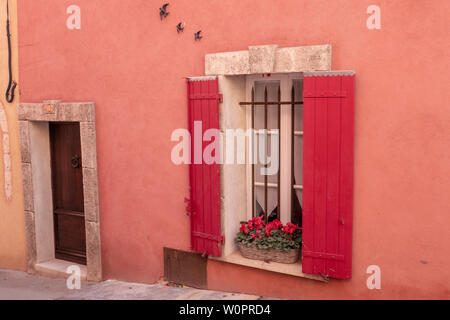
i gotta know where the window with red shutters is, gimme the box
[301,71,355,280]
[185,71,355,279]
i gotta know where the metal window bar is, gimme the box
[255,129,279,135]
[264,86,268,222]
[240,101,303,105]
[277,86,281,222]
[291,85,295,219]
[291,84,303,223]
[251,87,255,219]
[255,182,278,188]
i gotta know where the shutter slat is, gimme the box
[302,75,315,273]
[314,75,328,276]
[188,77,222,257]
[325,74,342,278]
[302,71,355,279]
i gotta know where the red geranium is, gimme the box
[264,219,282,237]
[236,217,302,251]
[240,223,249,234]
[282,222,299,235]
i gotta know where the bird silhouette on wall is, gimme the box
[159,4,204,41]
[194,30,203,41]
[159,3,169,20]
[176,22,185,33]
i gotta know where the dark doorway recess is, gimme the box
[50,122,87,265]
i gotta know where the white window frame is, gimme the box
[245,73,303,224]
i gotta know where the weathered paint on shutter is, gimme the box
[302,71,355,279]
[187,76,223,257]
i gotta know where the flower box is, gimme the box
[237,243,299,264]
[235,216,302,264]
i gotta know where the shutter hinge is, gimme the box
[188,93,223,102]
[304,90,347,98]
[184,197,195,216]
[319,272,329,282]
[221,235,225,245]
[193,231,223,243]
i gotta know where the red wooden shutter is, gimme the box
[302,71,355,279]
[187,76,223,257]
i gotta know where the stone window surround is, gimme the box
[205,43,332,281]
[18,100,101,281]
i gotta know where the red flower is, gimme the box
[265,225,272,237]
[252,216,264,230]
[282,222,299,235]
[240,223,249,234]
[269,219,283,230]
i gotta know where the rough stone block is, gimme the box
[24,210,37,270]
[86,221,102,281]
[57,103,94,122]
[21,163,34,211]
[249,45,278,74]
[80,122,97,169]
[274,44,332,73]
[83,167,99,222]
[205,50,250,75]
[18,121,31,163]
[18,103,58,122]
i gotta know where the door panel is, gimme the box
[50,122,86,265]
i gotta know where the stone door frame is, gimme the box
[18,100,101,281]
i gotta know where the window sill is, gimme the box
[210,251,324,282]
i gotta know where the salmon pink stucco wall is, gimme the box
[17,0,450,298]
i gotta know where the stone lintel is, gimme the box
[205,44,332,75]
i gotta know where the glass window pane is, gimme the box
[291,79,303,226]
[254,186,265,218]
[293,80,303,132]
[293,135,303,187]
[291,189,303,227]
[252,80,280,222]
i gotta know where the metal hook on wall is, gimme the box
[5,0,17,103]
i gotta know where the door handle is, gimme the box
[71,155,81,168]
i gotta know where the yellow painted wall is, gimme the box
[0,0,27,271]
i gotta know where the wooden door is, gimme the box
[50,122,87,265]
